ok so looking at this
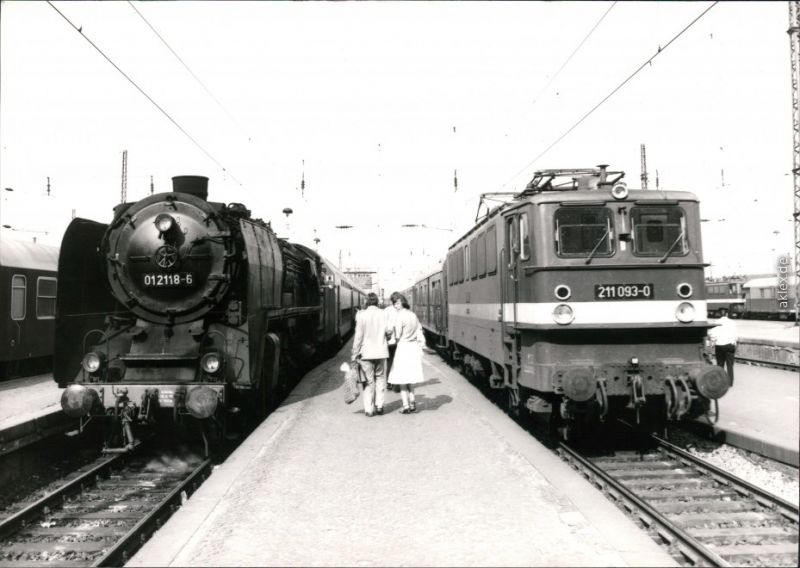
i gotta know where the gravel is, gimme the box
[668,427,799,506]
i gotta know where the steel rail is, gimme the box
[650,433,800,522]
[94,458,213,567]
[0,454,122,540]
[557,442,730,567]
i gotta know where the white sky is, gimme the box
[0,1,794,293]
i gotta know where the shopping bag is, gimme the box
[343,362,360,404]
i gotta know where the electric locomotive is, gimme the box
[55,176,363,452]
[416,166,729,438]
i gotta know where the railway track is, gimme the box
[0,450,211,567]
[558,433,799,567]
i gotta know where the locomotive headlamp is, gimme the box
[552,304,575,325]
[81,351,105,374]
[554,284,572,301]
[675,302,696,323]
[677,283,693,298]
[60,385,100,417]
[201,352,222,374]
[154,214,175,233]
[610,182,629,200]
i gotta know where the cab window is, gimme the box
[519,213,530,260]
[631,206,687,256]
[554,207,613,257]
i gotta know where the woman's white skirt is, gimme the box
[388,341,424,385]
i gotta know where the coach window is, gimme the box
[477,232,486,277]
[36,277,57,319]
[506,217,516,259]
[469,239,478,280]
[555,207,613,257]
[519,213,531,260]
[631,206,687,257]
[11,275,26,320]
[486,225,497,274]
[462,246,468,283]
[447,255,454,286]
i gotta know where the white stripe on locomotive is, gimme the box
[448,301,708,325]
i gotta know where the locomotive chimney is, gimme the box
[172,175,209,200]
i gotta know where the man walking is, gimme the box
[708,309,737,385]
[351,292,389,416]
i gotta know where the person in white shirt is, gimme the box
[708,310,737,385]
[388,294,425,413]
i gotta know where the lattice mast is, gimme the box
[789,2,800,322]
[120,149,128,203]
[640,144,649,190]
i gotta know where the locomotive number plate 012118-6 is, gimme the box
[142,272,196,288]
[594,283,654,300]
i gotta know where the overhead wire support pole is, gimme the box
[789,1,800,324]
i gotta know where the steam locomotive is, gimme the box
[407,166,730,438]
[55,176,364,452]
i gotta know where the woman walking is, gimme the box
[387,293,425,413]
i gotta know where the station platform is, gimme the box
[0,374,67,456]
[130,344,676,567]
[702,362,799,466]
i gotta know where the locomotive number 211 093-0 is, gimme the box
[594,283,654,300]
[142,272,195,288]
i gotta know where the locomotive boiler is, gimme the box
[409,166,730,439]
[55,176,356,452]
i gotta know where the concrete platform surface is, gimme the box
[720,318,799,346]
[129,344,676,567]
[709,363,799,466]
[0,374,62,431]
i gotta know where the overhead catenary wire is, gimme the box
[503,1,719,189]
[126,1,252,143]
[47,1,243,187]
[532,1,617,105]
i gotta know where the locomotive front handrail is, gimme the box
[119,354,199,362]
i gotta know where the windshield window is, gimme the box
[631,206,687,256]
[554,207,614,257]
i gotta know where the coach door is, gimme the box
[501,211,529,403]
[502,214,520,327]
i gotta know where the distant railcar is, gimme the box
[411,166,729,439]
[704,278,745,318]
[0,240,59,379]
[743,276,798,320]
[55,176,365,453]
[406,270,447,345]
